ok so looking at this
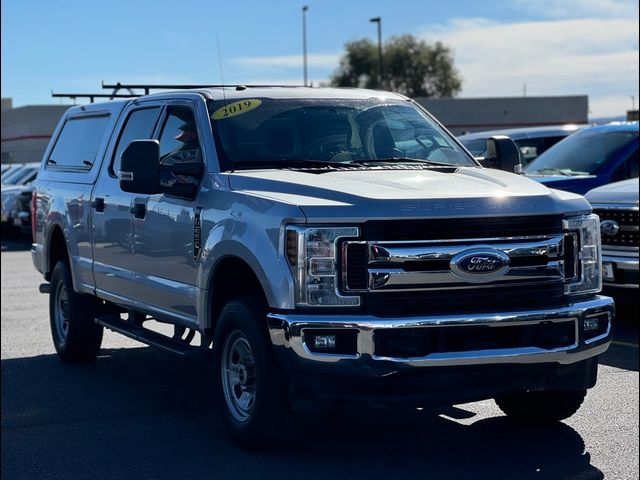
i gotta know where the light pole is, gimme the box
[369,16,383,88]
[302,6,309,87]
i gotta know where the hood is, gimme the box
[229,167,591,221]
[585,178,639,205]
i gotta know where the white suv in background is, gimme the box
[586,178,639,304]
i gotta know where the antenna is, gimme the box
[216,30,227,104]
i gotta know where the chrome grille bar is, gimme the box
[343,234,569,292]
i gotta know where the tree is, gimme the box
[330,34,462,98]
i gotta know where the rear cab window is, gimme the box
[47,115,111,170]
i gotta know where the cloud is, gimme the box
[422,17,639,116]
[232,53,341,70]
[509,0,639,19]
[589,94,638,119]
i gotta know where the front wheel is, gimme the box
[214,298,290,449]
[495,389,587,423]
[49,260,103,363]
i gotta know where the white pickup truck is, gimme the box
[31,86,614,447]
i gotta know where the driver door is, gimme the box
[128,103,205,324]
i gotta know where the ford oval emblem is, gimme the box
[450,247,510,283]
[600,219,620,237]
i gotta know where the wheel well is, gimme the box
[208,257,267,334]
[47,227,68,279]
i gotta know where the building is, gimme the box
[415,95,589,135]
[1,99,69,164]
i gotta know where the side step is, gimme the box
[95,315,210,360]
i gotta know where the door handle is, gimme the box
[92,197,105,212]
[130,202,146,219]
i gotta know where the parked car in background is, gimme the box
[1,163,25,183]
[1,164,14,175]
[458,124,586,166]
[524,122,639,194]
[586,178,639,304]
[1,163,40,236]
[1,162,40,186]
[1,183,34,236]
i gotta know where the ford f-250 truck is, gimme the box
[31,87,614,448]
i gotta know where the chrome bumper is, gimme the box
[602,253,639,289]
[267,296,614,376]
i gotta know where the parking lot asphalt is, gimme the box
[1,236,638,480]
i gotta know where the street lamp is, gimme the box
[302,6,309,87]
[369,16,383,88]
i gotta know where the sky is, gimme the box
[1,0,638,118]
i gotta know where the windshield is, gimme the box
[524,128,638,176]
[207,97,476,170]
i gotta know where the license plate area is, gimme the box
[603,262,615,281]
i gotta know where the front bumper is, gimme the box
[267,296,614,378]
[602,253,639,289]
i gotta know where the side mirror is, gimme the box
[479,135,523,173]
[119,140,160,194]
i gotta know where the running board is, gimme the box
[95,315,209,360]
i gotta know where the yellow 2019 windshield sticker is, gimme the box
[211,99,262,120]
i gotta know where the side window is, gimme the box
[160,107,202,192]
[111,107,161,175]
[48,115,110,169]
[612,147,639,182]
[158,107,202,165]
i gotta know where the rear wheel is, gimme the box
[495,389,587,422]
[49,260,103,363]
[214,298,290,449]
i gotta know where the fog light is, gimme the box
[313,334,337,350]
[305,329,358,355]
[583,317,600,332]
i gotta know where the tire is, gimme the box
[495,389,587,423]
[49,260,103,363]
[214,297,290,449]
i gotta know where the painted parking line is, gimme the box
[611,340,639,348]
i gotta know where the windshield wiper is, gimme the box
[353,157,458,167]
[234,158,352,170]
[530,167,572,176]
[233,157,460,171]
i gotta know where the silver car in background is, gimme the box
[1,162,40,236]
[586,178,639,303]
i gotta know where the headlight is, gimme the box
[285,225,360,307]
[564,214,602,296]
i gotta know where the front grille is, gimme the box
[593,208,639,248]
[343,215,571,315]
[374,320,575,358]
[362,215,563,241]
[344,243,368,290]
[363,282,564,316]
